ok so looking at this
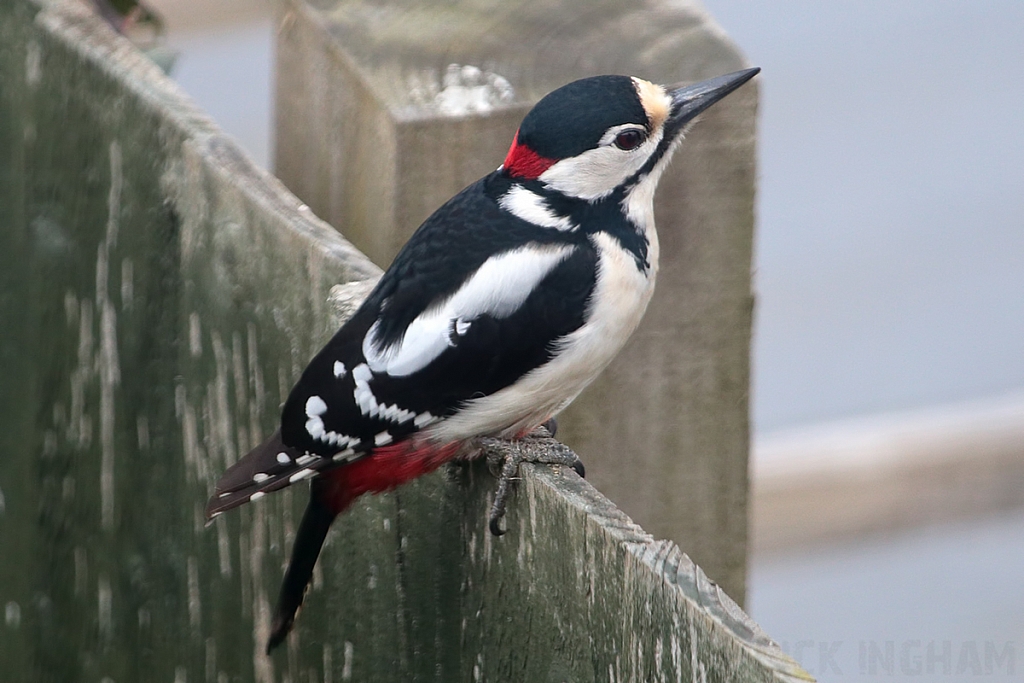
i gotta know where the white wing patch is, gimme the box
[362,244,576,377]
[498,185,575,231]
[427,231,657,443]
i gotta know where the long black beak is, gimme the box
[666,67,760,135]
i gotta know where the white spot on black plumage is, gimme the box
[414,412,436,428]
[315,431,354,448]
[351,363,416,424]
[374,431,393,446]
[289,468,317,483]
[252,472,270,483]
[380,403,414,424]
[352,363,378,417]
[305,395,327,416]
[306,417,325,439]
[333,448,356,462]
[276,452,291,464]
[448,317,471,345]
[296,454,318,466]
[353,363,372,382]
[250,492,265,502]
[333,361,347,378]
[305,395,329,438]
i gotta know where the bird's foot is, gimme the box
[480,434,584,536]
[537,417,558,438]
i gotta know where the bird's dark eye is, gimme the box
[614,129,646,151]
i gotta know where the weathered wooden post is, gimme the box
[274,0,757,601]
[0,1,805,681]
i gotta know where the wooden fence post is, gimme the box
[274,0,757,601]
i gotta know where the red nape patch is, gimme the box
[321,441,462,514]
[502,130,557,179]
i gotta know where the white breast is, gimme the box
[428,229,659,443]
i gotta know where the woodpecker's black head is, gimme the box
[501,68,760,201]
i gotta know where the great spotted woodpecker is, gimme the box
[205,67,759,652]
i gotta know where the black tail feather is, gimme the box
[205,430,304,519]
[266,484,339,653]
[205,430,345,520]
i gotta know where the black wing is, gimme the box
[206,175,597,517]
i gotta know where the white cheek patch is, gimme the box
[538,128,663,201]
[622,132,685,234]
[362,244,576,377]
[623,170,660,236]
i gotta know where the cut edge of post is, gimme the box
[523,460,814,682]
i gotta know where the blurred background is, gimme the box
[146,0,1024,679]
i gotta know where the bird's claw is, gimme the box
[481,435,584,536]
